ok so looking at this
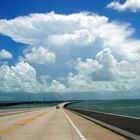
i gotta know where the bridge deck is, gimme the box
[0,107,127,140]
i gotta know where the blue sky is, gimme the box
[0,0,140,64]
[0,0,140,100]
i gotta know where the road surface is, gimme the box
[0,106,127,140]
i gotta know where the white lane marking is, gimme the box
[62,109,86,140]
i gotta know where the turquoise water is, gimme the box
[67,99,140,118]
[0,103,58,109]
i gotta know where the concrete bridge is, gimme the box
[0,104,138,140]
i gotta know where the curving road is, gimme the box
[0,106,127,140]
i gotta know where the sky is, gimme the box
[0,0,140,101]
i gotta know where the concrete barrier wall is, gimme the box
[66,108,140,136]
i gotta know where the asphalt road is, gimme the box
[0,106,127,140]
[0,107,81,140]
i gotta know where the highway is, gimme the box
[0,106,127,140]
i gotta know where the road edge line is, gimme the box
[62,109,86,140]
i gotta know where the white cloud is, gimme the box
[66,48,140,92]
[21,47,55,64]
[107,0,140,12]
[0,49,139,95]
[0,61,66,93]
[48,30,96,47]
[0,62,38,93]
[0,49,13,59]
[50,80,66,93]
[0,12,140,62]
[0,12,140,97]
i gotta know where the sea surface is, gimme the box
[0,103,58,110]
[67,99,140,118]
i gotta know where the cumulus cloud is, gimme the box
[66,48,140,92]
[0,12,140,97]
[107,0,140,12]
[50,80,66,93]
[0,49,139,95]
[48,30,96,47]
[0,62,38,93]
[0,49,13,59]
[21,47,55,64]
[0,12,140,62]
[0,61,66,93]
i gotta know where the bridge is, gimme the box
[0,103,139,140]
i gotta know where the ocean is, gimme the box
[67,99,140,118]
[0,102,58,110]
